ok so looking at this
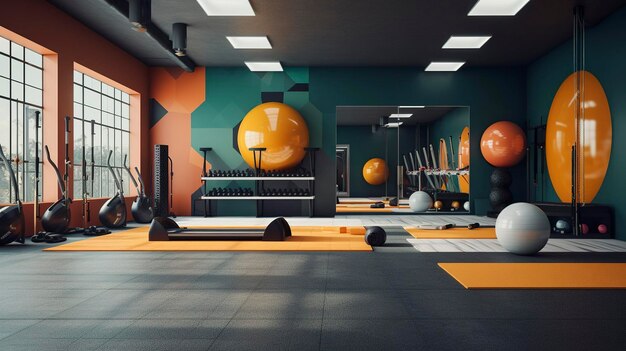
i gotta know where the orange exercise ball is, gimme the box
[480,121,526,167]
[237,102,309,171]
[362,158,389,185]
[546,70,611,203]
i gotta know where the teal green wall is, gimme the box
[423,107,470,192]
[527,6,626,240]
[190,66,527,215]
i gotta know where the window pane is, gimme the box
[11,81,23,101]
[73,71,83,84]
[84,75,100,92]
[10,42,23,60]
[25,65,42,88]
[0,54,9,78]
[74,102,83,119]
[24,48,42,68]
[121,92,130,104]
[84,106,99,124]
[11,58,24,82]
[25,85,42,106]
[0,98,9,149]
[73,84,82,103]
[0,38,9,54]
[103,95,113,113]
[121,104,129,118]
[84,88,100,109]
[0,77,9,97]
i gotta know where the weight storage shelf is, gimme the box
[199,147,319,217]
[201,176,315,181]
[201,196,315,200]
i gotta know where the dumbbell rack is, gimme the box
[200,147,319,217]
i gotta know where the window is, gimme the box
[0,36,43,204]
[73,71,130,199]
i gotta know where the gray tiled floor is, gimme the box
[0,227,625,350]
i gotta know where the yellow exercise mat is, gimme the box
[438,263,626,289]
[405,227,496,239]
[44,226,372,252]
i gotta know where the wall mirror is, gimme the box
[335,105,470,214]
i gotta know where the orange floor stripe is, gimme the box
[44,226,372,252]
[405,227,496,239]
[438,263,626,289]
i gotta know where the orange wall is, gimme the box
[0,0,150,235]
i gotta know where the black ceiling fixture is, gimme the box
[99,0,196,72]
[128,0,150,32]
[172,23,187,57]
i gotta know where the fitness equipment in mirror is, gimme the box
[0,145,25,245]
[123,154,153,223]
[99,150,127,228]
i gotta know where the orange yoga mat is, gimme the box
[405,227,496,239]
[45,226,371,252]
[438,263,626,289]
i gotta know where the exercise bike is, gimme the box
[0,145,25,245]
[98,150,127,228]
[123,155,153,223]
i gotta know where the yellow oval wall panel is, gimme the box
[546,70,612,203]
[237,102,309,170]
[458,126,470,194]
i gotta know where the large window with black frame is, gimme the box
[0,36,43,204]
[73,70,130,200]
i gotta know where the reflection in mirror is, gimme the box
[335,106,470,214]
[336,145,350,197]
[401,106,470,212]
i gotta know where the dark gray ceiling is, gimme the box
[48,0,626,67]
[336,106,458,126]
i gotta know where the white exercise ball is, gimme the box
[496,202,550,255]
[409,191,433,212]
[463,201,470,211]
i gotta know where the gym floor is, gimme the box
[1,225,626,350]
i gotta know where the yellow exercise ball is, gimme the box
[237,102,309,171]
[362,158,389,185]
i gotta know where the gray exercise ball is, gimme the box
[409,191,433,212]
[496,202,550,255]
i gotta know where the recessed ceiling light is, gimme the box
[226,36,272,49]
[385,122,403,128]
[443,36,491,49]
[425,62,466,72]
[468,0,530,16]
[245,61,283,72]
[399,106,425,109]
[196,0,254,16]
[389,114,413,118]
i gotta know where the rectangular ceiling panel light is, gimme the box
[468,0,530,16]
[227,36,272,49]
[197,0,255,16]
[443,36,491,49]
[399,106,425,109]
[389,114,413,118]
[245,61,283,72]
[425,62,465,72]
[385,122,403,128]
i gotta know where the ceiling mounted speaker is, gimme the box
[129,0,151,32]
[172,23,187,57]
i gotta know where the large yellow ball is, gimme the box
[362,158,389,185]
[237,102,309,170]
